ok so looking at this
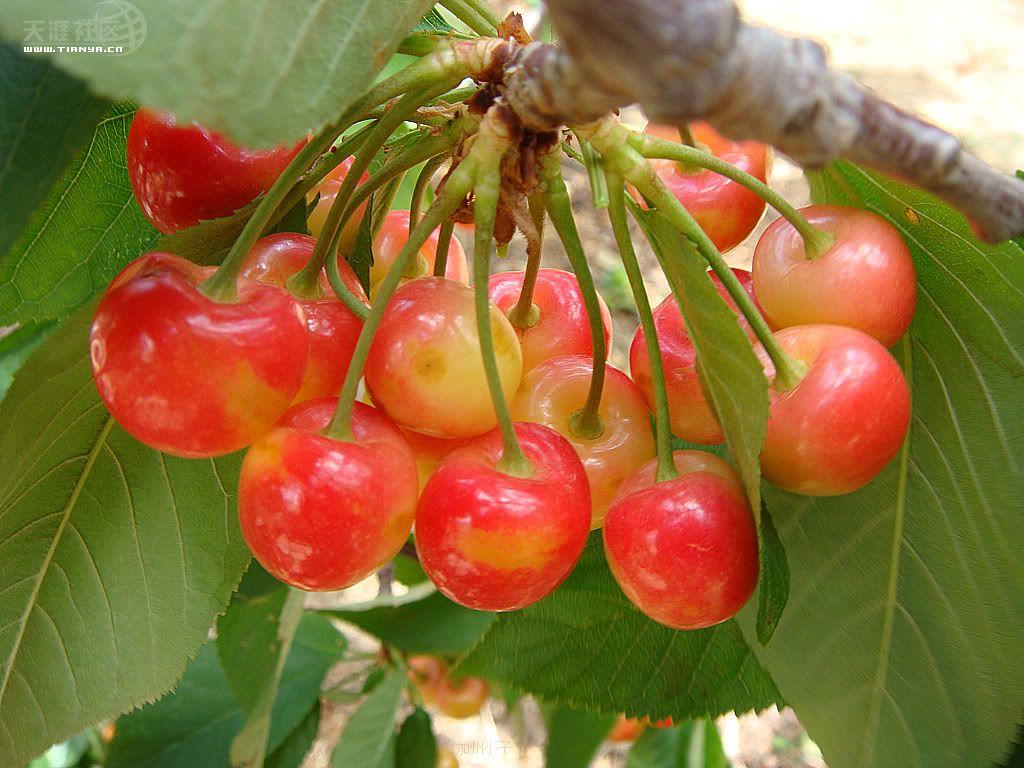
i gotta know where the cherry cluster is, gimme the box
[89,106,915,633]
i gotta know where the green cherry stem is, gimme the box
[538,150,608,440]
[676,122,698,149]
[472,145,533,478]
[577,134,610,209]
[440,0,497,35]
[433,217,456,277]
[629,132,835,259]
[460,0,502,28]
[507,195,546,329]
[409,153,450,232]
[606,174,677,482]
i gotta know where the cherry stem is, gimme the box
[472,150,534,479]
[508,196,546,330]
[606,175,678,482]
[291,87,443,296]
[201,48,471,302]
[433,218,456,277]
[460,0,502,28]
[538,151,608,441]
[326,150,482,442]
[630,132,835,259]
[677,123,698,148]
[576,134,610,209]
[439,0,497,35]
[409,154,450,232]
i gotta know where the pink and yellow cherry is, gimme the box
[307,156,370,253]
[415,422,591,611]
[638,122,769,253]
[629,268,757,445]
[434,675,490,719]
[759,324,911,496]
[127,109,304,234]
[753,205,918,347]
[364,277,522,439]
[488,268,613,373]
[436,748,459,768]
[603,451,759,630]
[408,655,447,704]
[238,399,418,591]
[400,428,473,493]
[510,355,655,528]
[608,716,647,743]
[369,210,469,296]
[241,233,368,404]
[90,252,308,458]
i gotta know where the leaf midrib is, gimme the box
[0,414,115,712]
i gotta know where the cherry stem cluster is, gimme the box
[508,195,546,329]
[606,174,678,482]
[630,132,835,259]
[538,149,609,440]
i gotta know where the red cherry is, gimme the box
[629,269,757,445]
[637,122,769,253]
[488,269,613,373]
[90,252,308,458]
[370,210,469,296]
[415,422,591,611]
[510,355,655,528]
[434,675,490,719]
[408,655,448,704]
[238,399,418,591]
[364,277,522,439]
[759,324,911,496]
[753,205,918,347]
[307,157,371,253]
[241,233,367,404]
[608,716,646,743]
[127,109,304,234]
[603,450,759,630]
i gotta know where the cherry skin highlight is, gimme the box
[238,399,418,591]
[488,268,613,373]
[370,210,469,297]
[127,109,304,234]
[753,205,918,347]
[307,156,371,253]
[510,355,655,528]
[241,233,368,404]
[759,324,911,496]
[415,422,591,611]
[434,675,490,719]
[629,269,757,445]
[637,122,769,253]
[603,450,759,630]
[364,277,523,439]
[90,252,308,458]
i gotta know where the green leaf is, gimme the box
[745,161,1024,768]
[106,615,345,768]
[0,103,159,326]
[459,535,781,721]
[266,702,321,768]
[392,551,428,586]
[543,705,614,768]
[627,727,681,768]
[635,208,769,515]
[228,588,307,768]
[997,725,1024,768]
[0,302,250,767]
[156,204,255,267]
[0,0,437,148]
[0,322,53,402]
[349,194,376,294]
[395,708,436,768]
[0,43,109,255]
[755,503,789,645]
[331,667,405,768]
[625,721,726,768]
[329,583,494,655]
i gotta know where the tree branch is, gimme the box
[500,0,1024,242]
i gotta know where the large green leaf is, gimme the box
[329,583,494,655]
[0,103,159,326]
[625,721,726,768]
[106,615,345,768]
[0,43,109,255]
[0,322,53,402]
[543,705,614,768]
[459,535,781,720]
[395,708,436,768]
[0,0,436,147]
[331,667,405,767]
[0,302,250,766]
[744,162,1024,768]
[265,702,321,768]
